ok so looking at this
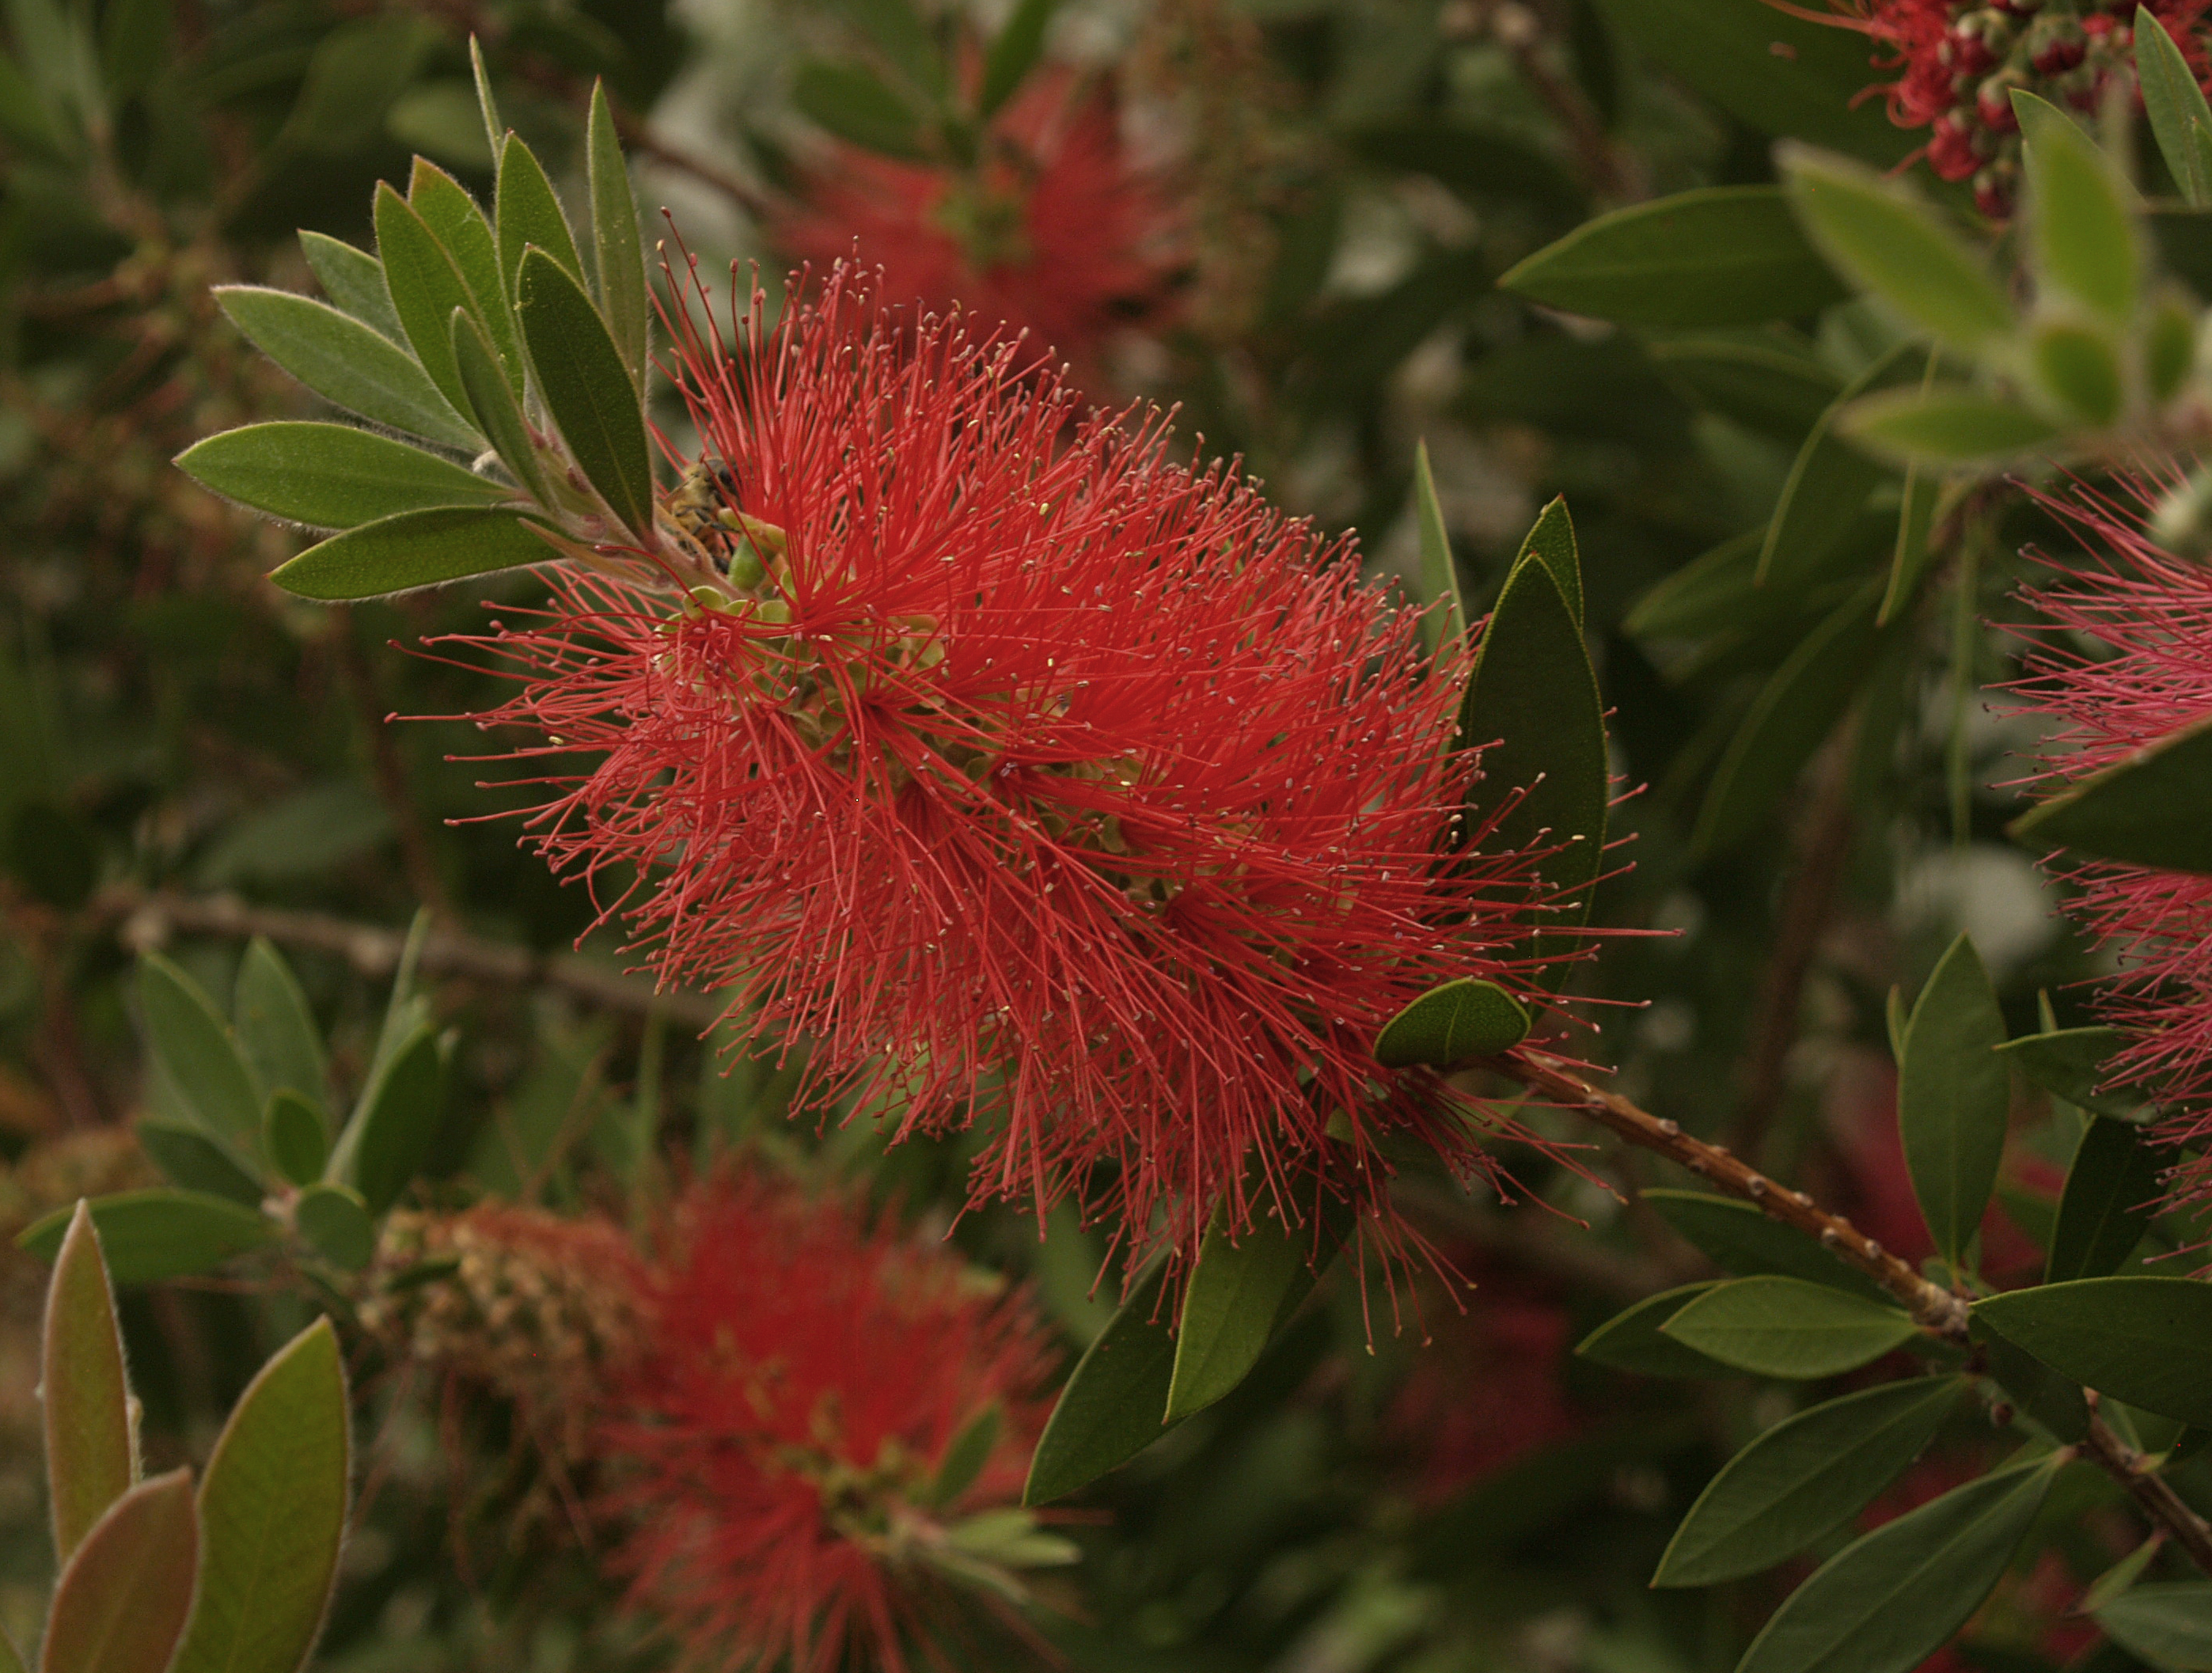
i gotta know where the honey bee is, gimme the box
[666,461,784,589]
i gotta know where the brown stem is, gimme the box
[1485,1047,2212,1575]
[91,884,724,1033]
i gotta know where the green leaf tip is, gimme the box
[1373,977,1530,1068]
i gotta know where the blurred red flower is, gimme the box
[2011,484,2212,1228]
[456,262,1577,1273]
[597,1174,1057,1673]
[775,70,1180,393]
[1798,1,2212,214]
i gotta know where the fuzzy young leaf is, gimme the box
[586,82,649,389]
[1778,146,2014,355]
[517,248,656,538]
[233,939,326,1119]
[2139,7,2212,206]
[1975,1276,2212,1428]
[170,1319,350,1673]
[409,158,523,399]
[1025,1261,1178,1504]
[264,1091,328,1189]
[293,1183,374,1271]
[298,233,403,343]
[17,1191,282,1285]
[138,953,263,1158]
[450,310,560,509]
[1653,1378,1960,1588]
[2046,1117,2163,1284]
[1576,1282,1738,1379]
[1733,1453,2060,1673]
[1373,977,1529,1068]
[176,423,508,531]
[1167,1204,1327,1422]
[135,1122,261,1206]
[270,505,555,601]
[43,1203,136,1569]
[1897,934,2009,1269]
[39,1470,199,1673]
[373,182,481,419]
[1643,1190,1890,1303]
[1497,186,1847,328]
[469,36,502,164]
[1659,1276,1918,1378]
[214,287,478,451]
[1842,387,2063,463]
[2009,710,2212,873]
[328,1022,444,1214]
[2013,91,2140,324]
[495,134,585,298]
[2096,1583,2212,1671]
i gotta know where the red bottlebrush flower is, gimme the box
[453,261,1578,1275]
[2011,483,2212,1227]
[596,1174,1058,1673]
[773,70,1180,393]
[1787,1,2212,213]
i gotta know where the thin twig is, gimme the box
[91,885,725,1034]
[1485,1046,2212,1575]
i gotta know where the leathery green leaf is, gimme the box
[1758,343,1917,590]
[138,952,263,1157]
[1898,934,2009,1269]
[1642,1190,1890,1303]
[214,286,478,450]
[1411,439,1466,652]
[1166,1201,1333,1422]
[176,423,508,530]
[1970,1314,2089,1443]
[587,80,648,389]
[2096,1583,2212,1671]
[43,1202,136,1568]
[2009,710,2212,874]
[170,1319,351,1673]
[1576,1282,1738,1379]
[270,506,555,601]
[17,1191,283,1285]
[1373,977,1530,1068]
[233,939,327,1120]
[1733,1452,2061,1673]
[1653,1378,1960,1588]
[1975,1277,2212,1428]
[264,1090,328,1189]
[518,248,655,538]
[1659,1276,1918,1378]
[135,1121,262,1206]
[2140,6,2212,206]
[38,1469,199,1673]
[2046,1115,2163,1284]
[293,1182,374,1271]
[1025,1261,1178,1504]
[327,1022,444,1214]
[1841,387,2063,464]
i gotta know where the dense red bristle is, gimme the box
[597,1176,1055,1673]
[2009,476,2212,1227]
[445,260,1589,1277]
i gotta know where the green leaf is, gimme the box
[327,1022,444,1215]
[1898,933,2009,1269]
[1759,343,1916,589]
[298,233,403,344]
[1693,580,1885,855]
[1345,120,1581,214]
[586,82,649,391]
[1575,1282,1739,1379]
[1642,1190,1891,1303]
[38,1469,199,1673]
[1652,1378,1960,1588]
[2096,1583,2212,1671]
[1166,1202,1331,1423]
[0,1622,22,1673]
[2009,710,2212,874]
[2030,319,2123,427]
[17,1191,282,1284]
[293,1183,374,1271]
[1497,187,1847,328]
[1373,977,1531,1068]
[409,158,523,399]
[1879,464,1941,626]
[1515,494,1583,627]
[43,1203,136,1568]
[495,133,585,300]
[373,181,480,419]
[2139,6,2212,207]
[2046,1117,2163,1284]
[1625,528,1767,640]
[1970,1314,2089,1443]
[1733,1452,2060,1673]
[2013,91,2140,325]
[1975,1277,2212,1428]
[214,287,478,451]
[1648,335,1843,441]
[1411,439,1466,653]
[269,506,555,601]
[518,248,655,538]
[469,36,503,165]
[1778,146,2014,355]
[135,1121,263,1207]
[980,0,1055,118]
[264,1091,328,1189]
[2078,1535,2165,1616]
[1660,1276,1918,1378]
[928,1403,1001,1509]
[2150,294,2198,402]
[1459,529,1607,967]
[1025,1260,1178,1504]
[450,309,560,510]
[1841,387,2064,463]
[176,423,508,531]
[138,953,263,1157]
[233,939,326,1119]
[791,59,924,158]
[834,0,947,96]
[171,1319,351,1673]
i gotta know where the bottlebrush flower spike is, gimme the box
[451,259,1585,1279]
[774,69,1180,392]
[595,1174,1061,1673]
[1789,1,2212,214]
[2012,478,2212,1226]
